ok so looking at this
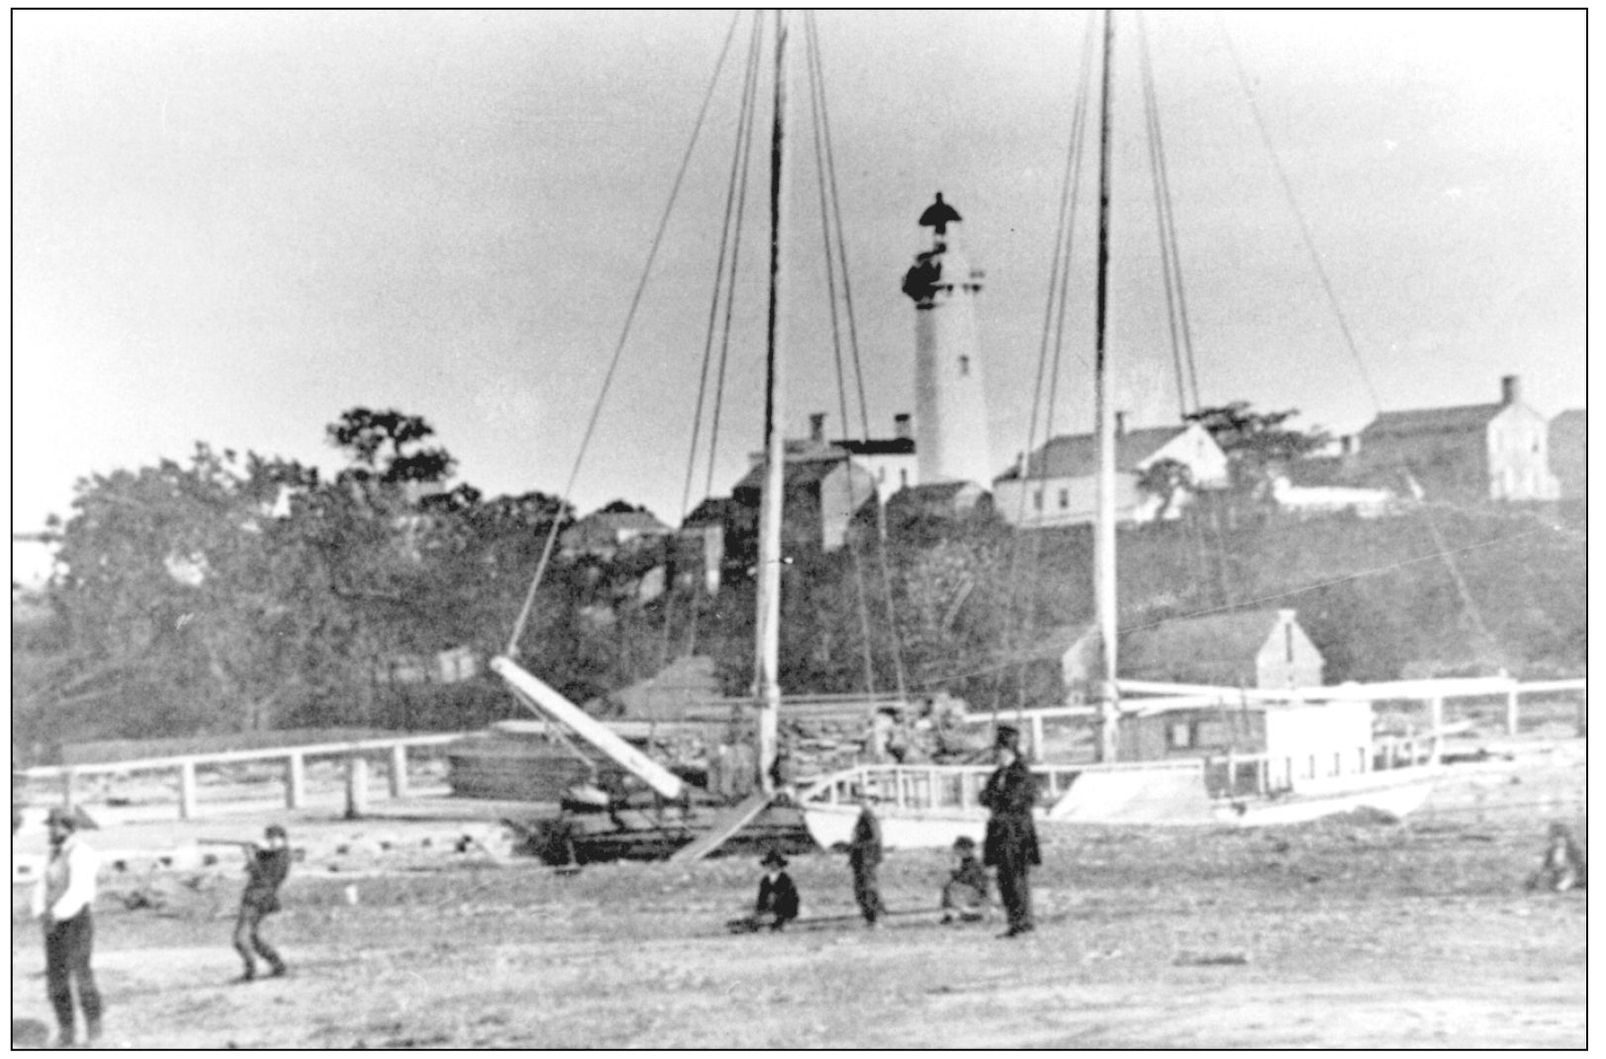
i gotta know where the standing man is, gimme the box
[234,824,292,982]
[847,791,885,928]
[980,725,1041,937]
[31,806,103,1047]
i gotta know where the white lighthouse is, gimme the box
[902,193,992,487]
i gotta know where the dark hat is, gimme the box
[953,835,976,851]
[45,806,77,830]
[761,849,788,869]
[265,824,288,839]
[994,724,1020,750]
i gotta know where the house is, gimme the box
[833,413,920,498]
[884,480,991,521]
[559,508,675,560]
[1357,375,1558,502]
[1062,608,1324,698]
[375,645,481,686]
[993,416,1228,528]
[1548,408,1586,499]
[730,422,879,555]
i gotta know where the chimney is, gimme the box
[893,413,912,440]
[809,413,826,443]
[1500,375,1520,406]
[1114,411,1127,438]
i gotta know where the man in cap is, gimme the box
[847,790,885,928]
[753,849,800,931]
[233,823,292,982]
[31,805,103,1046]
[980,725,1041,937]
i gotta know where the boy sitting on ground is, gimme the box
[753,849,800,931]
[940,835,990,924]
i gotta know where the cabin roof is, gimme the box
[1123,609,1293,675]
[998,425,1190,482]
[1361,403,1503,437]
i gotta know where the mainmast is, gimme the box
[754,10,791,793]
[1092,10,1121,763]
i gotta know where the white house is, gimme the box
[993,418,1228,529]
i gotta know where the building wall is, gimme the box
[857,451,920,497]
[912,239,992,487]
[1252,614,1325,688]
[818,461,879,551]
[1549,411,1586,499]
[994,471,1163,528]
[1360,425,1488,500]
[1119,707,1267,761]
[1487,403,1558,500]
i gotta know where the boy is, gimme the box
[234,824,292,982]
[753,849,800,931]
[941,835,990,924]
[847,792,885,928]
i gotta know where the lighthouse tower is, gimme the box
[901,193,992,487]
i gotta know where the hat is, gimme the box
[761,849,788,869]
[994,724,1020,750]
[45,806,77,831]
[265,824,288,839]
[953,835,976,851]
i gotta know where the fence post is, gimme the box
[1030,714,1046,764]
[62,769,76,812]
[1505,688,1519,737]
[178,761,199,821]
[285,753,306,810]
[345,756,370,819]
[1427,697,1443,766]
[389,744,409,799]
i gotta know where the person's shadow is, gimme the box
[11,1018,50,1048]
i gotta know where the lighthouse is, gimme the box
[901,193,992,487]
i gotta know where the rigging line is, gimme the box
[1138,13,1202,414]
[803,12,877,698]
[1137,13,1189,420]
[669,10,765,670]
[702,15,766,507]
[505,12,742,658]
[906,524,1552,691]
[1220,18,1498,661]
[809,10,907,701]
[1216,19,1382,412]
[1005,14,1096,712]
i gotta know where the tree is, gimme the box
[1136,458,1194,520]
[327,408,455,486]
[1186,402,1329,497]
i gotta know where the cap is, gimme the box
[953,835,977,851]
[761,849,788,869]
[994,724,1020,750]
[265,824,288,839]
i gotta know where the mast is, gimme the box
[754,9,791,793]
[1092,10,1121,763]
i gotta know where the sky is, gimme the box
[11,10,1586,532]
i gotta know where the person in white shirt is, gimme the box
[31,806,103,1046]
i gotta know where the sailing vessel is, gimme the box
[797,11,1441,848]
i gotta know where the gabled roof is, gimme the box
[1361,403,1503,437]
[1550,408,1586,432]
[1121,609,1296,681]
[998,425,1190,482]
[731,457,853,496]
[579,510,671,535]
[835,437,916,456]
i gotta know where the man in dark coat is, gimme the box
[980,725,1041,937]
[753,849,800,931]
[233,824,292,982]
[847,792,885,927]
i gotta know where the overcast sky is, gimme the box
[12,10,1585,531]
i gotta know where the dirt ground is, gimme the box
[11,739,1586,1049]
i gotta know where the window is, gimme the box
[1167,721,1197,749]
[899,469,908,488]
[959,355,971,377]
[1032,490,1043,511]
[1058,488,1069,509]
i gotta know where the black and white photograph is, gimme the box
[11,9,1585,1048]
